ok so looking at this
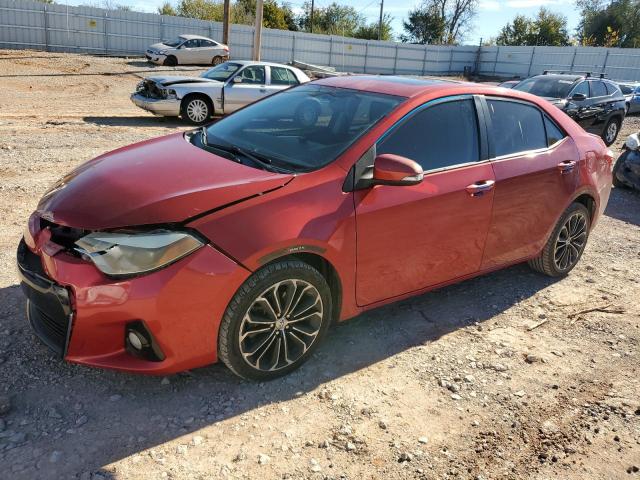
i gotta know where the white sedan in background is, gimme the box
[131,61,311,124]
[145,34,230,66]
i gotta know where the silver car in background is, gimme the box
[131,61,310,124]
[618,82,640,114]
[145,34,230,66]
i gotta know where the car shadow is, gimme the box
[0,262,558,479]
[83,116,186,128]
[604,185,640,226]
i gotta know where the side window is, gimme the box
[182,39,198,48]
[619,84,633,95]
[239,66,265,84]
[486,99,547,157]
[590,81,607,98]
[544,116,566,147]
[605,82,621,96]
[271,67,299,86]
[377,99,480,171]
[571,81,589,97]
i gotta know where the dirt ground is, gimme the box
[0,49,639,480]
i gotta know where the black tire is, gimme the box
[163,55,178,67]
[602,117,621,146]
[218,260,332,381]
[181,95,212,125]
[212,56,224,66]
[528,202,591,277]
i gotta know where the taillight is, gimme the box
[604,149,614,168]
[223,45,229,51]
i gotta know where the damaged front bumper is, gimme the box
[131,93,181,117]
[18,218,251,375]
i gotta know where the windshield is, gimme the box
[514,77,576,98]
[202,84,405,172]
[163,37,183,48]
[201,62,241,82]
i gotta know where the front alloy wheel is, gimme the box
[218,260,332,380]
[239,279,323,372]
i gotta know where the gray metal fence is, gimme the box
[2,0,640,81]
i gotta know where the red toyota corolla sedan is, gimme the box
[18,76,612,380]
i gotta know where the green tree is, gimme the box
[354,13,394,41]
[401,0,478,44]
[576,0,640,47]
[158,2,178,15]
[234,0,297,30]
[176,0,224,21]
[497,8,569,46]
[297,2,365,36]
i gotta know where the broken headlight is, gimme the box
[75,230,203,277]
[163,89,177,99]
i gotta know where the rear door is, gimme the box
[266,66,300,95]
[223,65,267,113]
[480,97,581,269]
[354,96,496,306]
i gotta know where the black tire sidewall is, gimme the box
[219,262,332,381]
[164,55,177,67]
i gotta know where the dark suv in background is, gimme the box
[514,71,626,146]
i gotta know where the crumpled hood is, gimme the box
[37,133,293,230]
[146,76,221,87]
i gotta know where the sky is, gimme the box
[59,0,581,44]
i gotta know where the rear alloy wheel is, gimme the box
[182,97,211,125]
[212,56,224,66]
[218,260,332,381]
[602,117,620,146]
[163,55,178,67]
[528,203,591,277]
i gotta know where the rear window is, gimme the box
[514,77,576,99]
[487,99,547,157]
[271,67,299,86]
[605,82,622,95]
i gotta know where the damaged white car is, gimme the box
[131,61,310,124]
[145,34,229,66]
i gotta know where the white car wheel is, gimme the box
[184,98,210,125]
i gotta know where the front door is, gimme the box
[354,97,495,306]
[223,65,268,113]
[480,97,581,268]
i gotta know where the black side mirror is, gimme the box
[571,93,587,102]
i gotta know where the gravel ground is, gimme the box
[0,49,639,480]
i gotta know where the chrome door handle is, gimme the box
[465,179,495,196]
[557,160,576,173]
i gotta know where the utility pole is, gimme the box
[378,0,384,41]
[310,0,314,33]
[222,0,230,46]
[253,0,264,60]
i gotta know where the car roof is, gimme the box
[179,34,213,41]
[314,75,470,97]
[529,74,583,82]
[227,60,304,69]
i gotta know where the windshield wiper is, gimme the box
[206,142,283,172]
